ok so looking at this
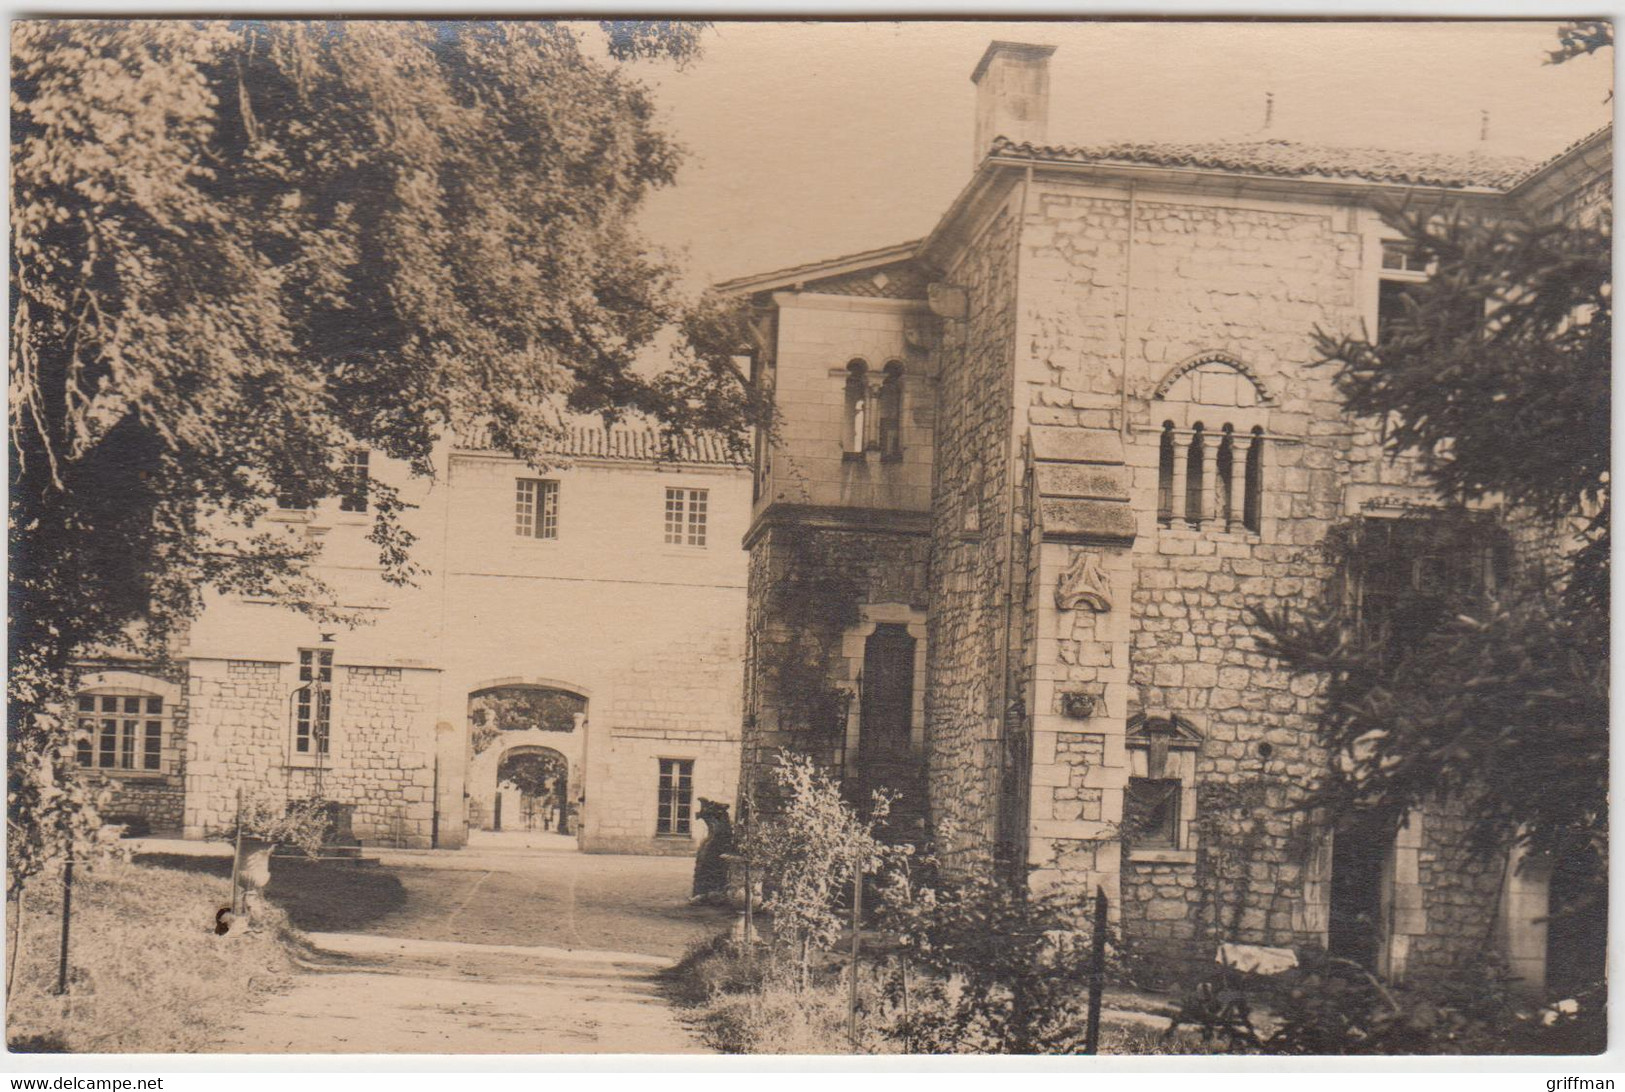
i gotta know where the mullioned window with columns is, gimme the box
[1152,354,1274,534]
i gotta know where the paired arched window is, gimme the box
[842,358,906,461]
[844,360,868,455]
[878,362,904,461]
[1158,421,1264,532]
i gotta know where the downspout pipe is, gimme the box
[997,164,1034,875]
[1120,182,1138,444]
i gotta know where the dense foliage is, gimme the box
[1257,203,1609,863]
[9,20,763,886]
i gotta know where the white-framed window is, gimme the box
[516,479,559,540]
[294,648,333,757]
[75,690,168,774]
[339,449,370,513]
[664,487,708,547]
[656,758,694,836]
[1376,240,1430,344]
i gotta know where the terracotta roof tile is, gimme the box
[454,422,747,467]
[992,136,1534,190]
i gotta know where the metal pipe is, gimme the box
[1120,183,1139,444]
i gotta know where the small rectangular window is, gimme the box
[664,488,708,547]
[295,648,334,757]
[656,758,694,835]
[516,479,559,540]
[339,450,370,513]
[1380,241,1427,273]
[1125,776,1181,849]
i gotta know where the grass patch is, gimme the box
[7,857,302,1052]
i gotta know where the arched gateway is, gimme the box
[465,684,586,843]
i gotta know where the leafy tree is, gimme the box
[1256,198,1609,863]
[9,19,762,888]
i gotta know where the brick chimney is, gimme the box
[970,41,1057,168]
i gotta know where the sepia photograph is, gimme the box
[5,14,1613,1061]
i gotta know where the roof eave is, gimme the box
[713,239,924,298]
[919,152,1512,269]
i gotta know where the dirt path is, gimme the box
[215,932,704,1054]
[132,839,733,1053]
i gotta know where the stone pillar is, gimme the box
[1195,428,1217,528]
[1226,432,1250,531]
[1169,431,1189,527]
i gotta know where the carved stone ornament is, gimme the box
[1060,691,1096,719]
[1055,549,1112,612]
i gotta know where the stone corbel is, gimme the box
[1055,548,1112,612]
[927,283,968,322]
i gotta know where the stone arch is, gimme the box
[465,680,588,837]
[1153,351,1275,407]
[493,744,572,833]
[466,675,591,700]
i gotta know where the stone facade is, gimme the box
[76,426,751,856]
[727,41,1608,994]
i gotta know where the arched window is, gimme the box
[75,688,169,773]
[878,361,904,461]
[1244,427,1265,533]
[844,360,868,455]
[1185,424,1206,527]
[1157,422,1176,524]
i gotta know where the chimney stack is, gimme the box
[970,41,1057,169]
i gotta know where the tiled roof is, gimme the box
[454,422,748,467]
[991,136,1535,190]
[1511,123,1612,185]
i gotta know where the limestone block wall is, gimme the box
[759,292,936,517]
[1005,175,1522,974]
[740,522,930,813]
[581,629,744,854]
[76,662,188,836]
[184,657,439,847]
[586,729,739,856]
[925,193,1022,872]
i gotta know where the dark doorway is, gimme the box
[1546,842,1607,997]
[855,624,922,835]
[1328,810,1393,970]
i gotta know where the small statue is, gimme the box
[691,798,734,903]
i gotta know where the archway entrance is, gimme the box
[466,684,586,849]
[495,747,569,833]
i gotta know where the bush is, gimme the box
[1169,950,1607,1055]
[741,753,910,986]
[6,857,300,1052]
[875,870,1113,1054]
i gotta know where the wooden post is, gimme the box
[898,952,912,1054]
[1084,885,1108,1054]
[55,858,74,996]
[229,786,244,917]
[742,853,755,971]
[6,884,25,1002]
[848,847,864,1050]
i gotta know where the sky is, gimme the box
[623,20,1614,292]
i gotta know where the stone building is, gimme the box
[76,423,750,856]
[727,41,1608,991]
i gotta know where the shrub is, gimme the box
[875,869,1114,1054]
[741,753,910,987]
